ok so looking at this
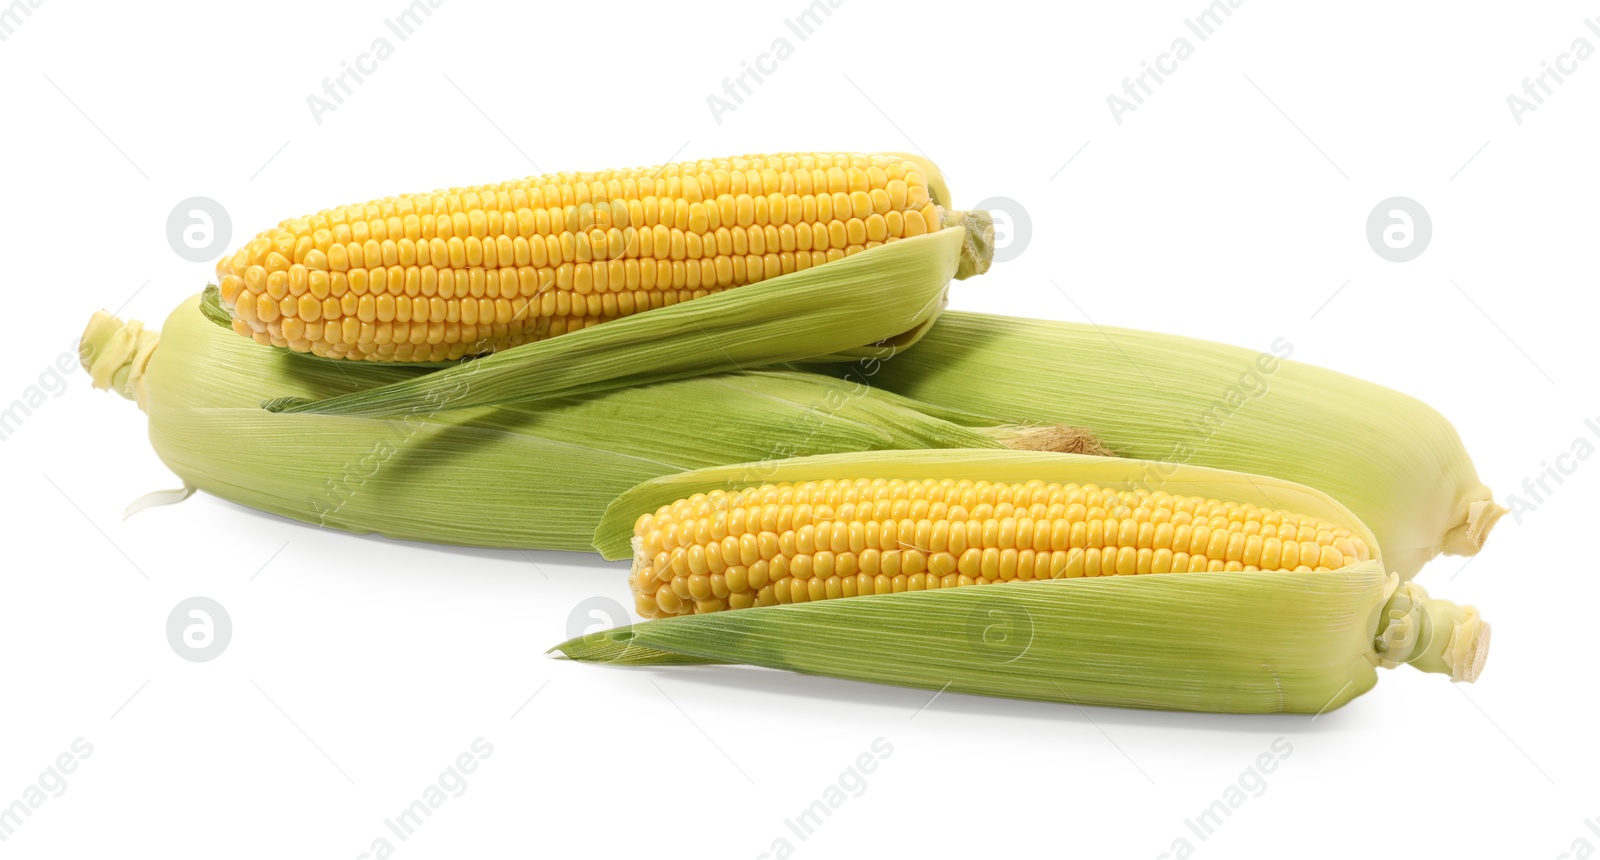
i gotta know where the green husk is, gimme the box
[262,226,973,418]
[550,562,1485,714]
[81,297,1058,552]
[810,310,1505,578]
[562,449,1490,714]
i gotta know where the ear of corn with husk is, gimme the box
[621,467,1377,618]
[237,151,998,418]
[83,297,1058,552]
[215,152,974,363]
[808,310,1504,578]
[554,449,1489,714]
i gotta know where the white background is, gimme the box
[2,0,1596,857]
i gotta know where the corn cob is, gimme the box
[810,310,1503,578]
[556,449,1490,714]
[214,152,980,363]
[625,477,1374,619]
[82,297,1059,551]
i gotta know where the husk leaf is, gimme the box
[552,562,1394,714]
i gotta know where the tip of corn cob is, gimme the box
[1374,579,1490,682]
[1441,498,1509,558]
[80,311,159,411]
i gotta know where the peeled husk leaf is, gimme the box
[551,562,1487,713]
